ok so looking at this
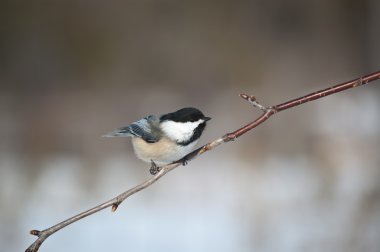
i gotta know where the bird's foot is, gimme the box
[149,160,161,175]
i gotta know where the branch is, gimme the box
[26,70,380,252]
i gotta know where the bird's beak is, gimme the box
[203,116,211,122]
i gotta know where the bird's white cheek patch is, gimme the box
[160,120,203,142]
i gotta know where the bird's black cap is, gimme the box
[160,107,211,123]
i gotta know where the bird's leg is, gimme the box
[149,160,161,175]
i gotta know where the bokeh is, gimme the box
[1,1,380,251]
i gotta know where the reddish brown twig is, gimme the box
[26,70,380,252]
[223,71,380,141]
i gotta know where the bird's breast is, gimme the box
[131,137,197,165]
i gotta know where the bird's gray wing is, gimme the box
[103,115,160,143]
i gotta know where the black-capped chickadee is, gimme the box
[104,107,211,174]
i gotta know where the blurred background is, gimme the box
[1,0,380,251]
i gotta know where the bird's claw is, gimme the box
[149,160,161,175]
[180,157,188,166]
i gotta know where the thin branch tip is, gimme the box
[239,93,248,99]
[30,230,41,236]
[239,93,256,101]
[239,93,272,112]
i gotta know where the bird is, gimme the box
[103,107,211,174]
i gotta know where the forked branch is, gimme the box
[26,70,380,252]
